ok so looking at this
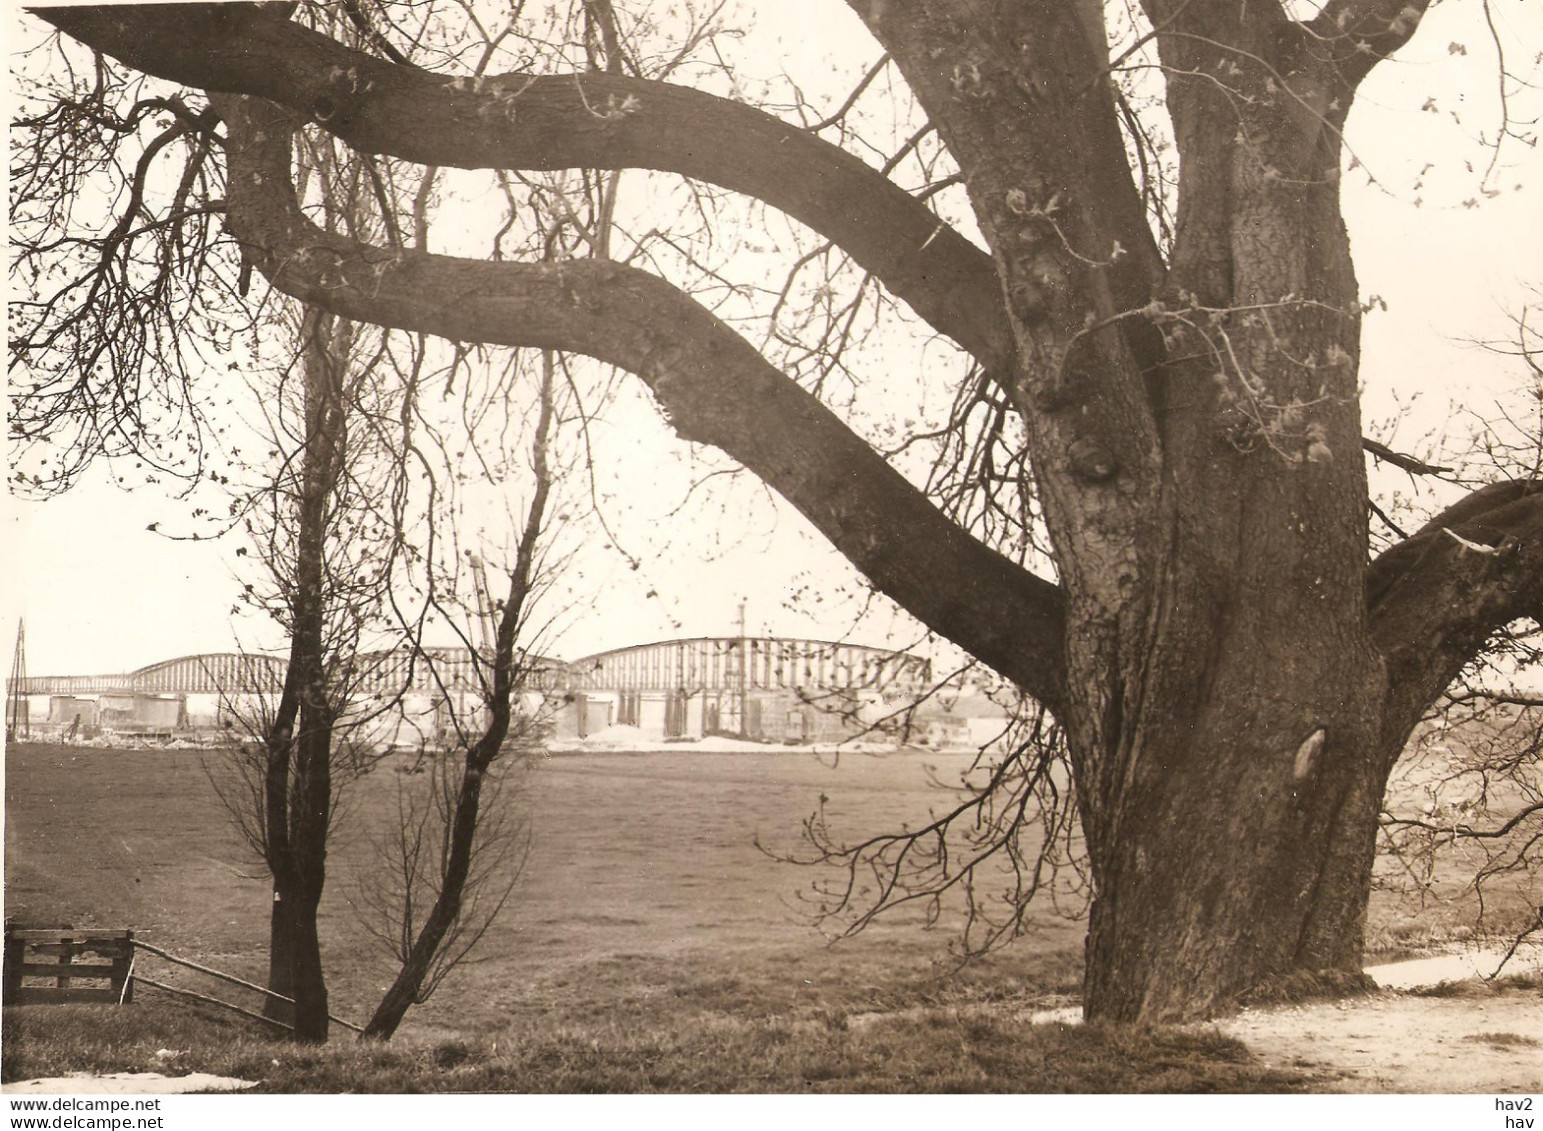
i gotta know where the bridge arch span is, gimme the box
[568,635,930,696]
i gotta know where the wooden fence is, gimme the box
[2,927,361,1033]
[3,928,134,1005]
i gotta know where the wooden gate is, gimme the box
[3,928,135,1004]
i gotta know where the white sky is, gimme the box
[4,0,1541,679]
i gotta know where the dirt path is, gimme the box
[1219,990,1543,1092]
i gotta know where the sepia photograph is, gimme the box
[3,0,1541,1110]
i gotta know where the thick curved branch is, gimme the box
[850,0,1164,325]
[33,4,1418,473]
[1369,480,1543,751]
[35,3,1013,374]
[1305,0,1432,86]
[211,92,1069,708]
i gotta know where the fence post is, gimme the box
[2,932,22,1004]
[112,931,135,1003]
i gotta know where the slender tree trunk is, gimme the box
[288,882,330,1040]
[284,705,335,1042]
[362,353,555,1041]
[263,712,334,1041]
[261,309,349,1042]
[262,706,300,1023]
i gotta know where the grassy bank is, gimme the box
[1,999,1315,1092]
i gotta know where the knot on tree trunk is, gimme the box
[1068,435,1118,481]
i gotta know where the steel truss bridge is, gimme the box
[9,637,927,701]
[10,648,568,698]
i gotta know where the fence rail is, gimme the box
[130,939,362,1033]
[3,927,362,1034]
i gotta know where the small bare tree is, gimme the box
[360,346,563,1040]
[1379,688,1543,957]
[205,302,400,1041]
[205,38,424,1035]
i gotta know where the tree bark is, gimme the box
[263,889,297,1024]
[287,879,330,1041]
[1078,635,1392,1019]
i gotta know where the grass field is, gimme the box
[1,738,1524,1091]
[5,742,1121,1082]
[4,740,1315,1091]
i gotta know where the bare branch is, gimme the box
[1362,437,1454,478]
[34,3,1013,374]
[212,91,1069,707]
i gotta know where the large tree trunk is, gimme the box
[1061,13,1403,1021]
[263,889,298,1024]
[1077,646,1394,1020]
[853,0,1410,1022]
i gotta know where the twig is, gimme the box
[1362,437,1453,477]
[809,54,890,133]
